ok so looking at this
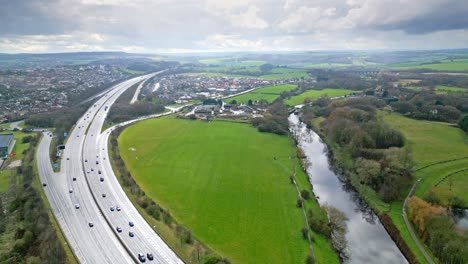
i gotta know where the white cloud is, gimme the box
[231,6,268,29]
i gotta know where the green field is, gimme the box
[435,85,467,94]
[390,59,468,71]
[119,118,338,264]
[228,84,297,104]
[260,68,309,80]
[0,131,34,192]
[381,112,468,166]
[285,89,356,106]
[433,169,468,205]
[378,112,468,263]
[180,72,250,78]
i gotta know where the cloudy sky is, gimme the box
[1,0,468,53]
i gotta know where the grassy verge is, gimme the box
[118,117,338,264]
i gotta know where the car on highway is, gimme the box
[42,183,47,187]
[116,206,121,211]
[102,193,106,198]
[89,222,94,227]
[73,177,76,181]
[116,227,122,233]
[98,170,101,174]
[138,253,146,262]
[67,157,69,160]
[110,206,115,211]
[96,161,99,165]
[85,159,88,162]
[147,253,153,261]
[69,189,73,193]
[91,168,94,171]
[75,204,80,209]
[100,177,104,182]
[129,221,134,227]
[129,231,134,237]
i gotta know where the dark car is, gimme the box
[129,221,134,227]
[146,253,153,261]
[89,222,94,227]
[110,206,115,211]
[129,231,134,237]
[116,227,122,233]
[67,157,69,160]
[102,193,106,198]
[42,183,47,187]
[73,177,76,181]
[100,177,104,182]
[98,170,102,174]
[91,168,94,171]
[138,253,146,262]
[85,159,88,162]
[96,161,99,165]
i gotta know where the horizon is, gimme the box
[1,0,468,53]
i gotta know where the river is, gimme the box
[289,113,408,264]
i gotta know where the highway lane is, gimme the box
[80,72,183,263]
[37,75,159,263]
[37,133,132,263]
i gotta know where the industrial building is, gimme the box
[0,134,15,159]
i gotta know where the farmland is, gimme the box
[227,84,297,103]
[259,68,309,80]
[377,112,468,263]
[390,59,468,71]
[119,118,338,264]
[434,85,467,94]
[285,88,356,106]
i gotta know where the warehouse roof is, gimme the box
[0,134,14,147]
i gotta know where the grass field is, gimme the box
[435,85,467,94]
[260,68,309,80]
[285,88,356,106]
[380,112,468,166]
[228,84,297,103]
[119,118,338,264]
[180,72,250,78]
[0,131,33,192]
[390,59,468,71]
[378,112,468,263]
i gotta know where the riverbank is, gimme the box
[289,113,408,264]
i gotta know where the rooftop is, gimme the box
[0,134,14,147]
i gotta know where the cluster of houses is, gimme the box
[0,64,128,122]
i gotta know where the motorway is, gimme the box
[37,72,183,263]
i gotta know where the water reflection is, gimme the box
[289,114,407,264]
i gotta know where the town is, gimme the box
[0,64,131,123]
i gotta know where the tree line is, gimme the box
[407,197,467,264]
[0,134,66,263]
[303,97,411,202]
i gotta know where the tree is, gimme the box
[301,190,311,200]
[247,99,253,106]
[260,63,274,73]
[323,205,349,260]
[355,158,381,186]
[459,115,468,132]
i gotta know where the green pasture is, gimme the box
[119,118,338,264]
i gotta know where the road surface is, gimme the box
[37,72,183,263]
